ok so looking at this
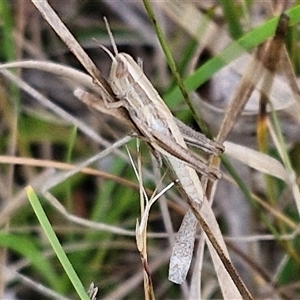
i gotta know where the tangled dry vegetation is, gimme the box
[1,1,300,299]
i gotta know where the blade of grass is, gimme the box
[26,186,90,300]
[0,0,15,61]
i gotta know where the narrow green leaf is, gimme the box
[26,186,90,300]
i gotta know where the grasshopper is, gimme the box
[100,18,224,284]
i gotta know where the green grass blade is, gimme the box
[0,0,15,61]
[26,186,90,300]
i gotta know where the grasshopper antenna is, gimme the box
[103,17,118,56]
[94,17,118,61]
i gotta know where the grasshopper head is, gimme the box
[108,52,142,98]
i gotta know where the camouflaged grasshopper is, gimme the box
[100,17,224,284]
